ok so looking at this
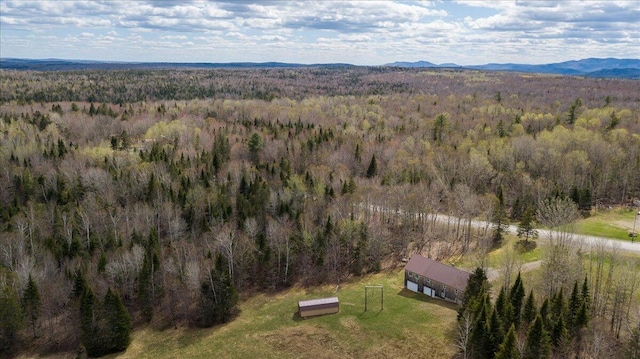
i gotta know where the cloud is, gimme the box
[0,0,638,64]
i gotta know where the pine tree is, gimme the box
[550,289,566,329]
[568,280,580,332]
[539,298,550,329]
[138,250,155,322]
[199,254,239,327]
[517,205,538,245]
[366,154,377,178]
[103,288,131,352]
[510,272,525,328]
[248,132,262,163]
[0,284,23,351]
[523,315,551,359]
[550,314,568,348]
[522,291,537,329]
[73,273,88,298]
[575,301,589,330]
[492,186,508,247]
[580,276,591,317]
[490,308,505,357]
[22,274,40,338]
[458,267,489,321]
[469,300,492,359]
[496,287,507,315]
[80,286,100,356]
[495,324,520,359]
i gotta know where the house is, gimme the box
[404,254,470,304]
[298,297,339,318]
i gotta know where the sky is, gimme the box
[1,1,639,66]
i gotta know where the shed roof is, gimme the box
[298,297,339,308]
[404,254,470,291]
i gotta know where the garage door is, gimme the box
[423,287,433,297]
[407,280,418,292]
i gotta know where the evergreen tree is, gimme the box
[568,280,580,332]
[579,188,592,211]
[73,272,88,298]
[495,287,507,319]
[522,291,537,329]
[516,205,538,245]
[366,154,377,178]
[492,186,508,247]
[0,284,23,351]
[458,267,489,320]
[138,251,154,322]
[248,132,262,163]
[510,272,525,328]
[103,288,131,353]
[523,316,551,359]
[575,301,589,330]
[490,308,505,357]
[22,274,40,338]
[138,230,160,322]
[539,298,550,329]
[199,254,239,327]
[550,314,568,349]
[469,299,492,359]
[550,289,566,329]
[495,324,520,359]
[80,286,100,356]
[580,276,591,316]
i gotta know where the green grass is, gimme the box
[575,208,639,241]
[112,270,458,359]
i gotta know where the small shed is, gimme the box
[298,297,339,318]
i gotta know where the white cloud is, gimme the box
[0,0,638,64]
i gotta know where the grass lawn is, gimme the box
[483,235,542,267]
[575,208,639,241]
[112,270,459,359]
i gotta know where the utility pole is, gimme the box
[631,210,640,243]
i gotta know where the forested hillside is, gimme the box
[0,68,639,356]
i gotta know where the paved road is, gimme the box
[364,205,640,254]
[457,215,640,254]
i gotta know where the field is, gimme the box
[575,208,640,241]
[109,269,457,359]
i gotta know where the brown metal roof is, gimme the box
[404,254,470,291]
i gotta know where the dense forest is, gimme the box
[0,67,639,357]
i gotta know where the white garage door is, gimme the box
[423,287,433,297]
[407,280,418,292]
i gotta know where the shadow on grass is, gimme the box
[396,288,459,311]
[291,310,304,322]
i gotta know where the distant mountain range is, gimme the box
[1,57,639,79]
[0,58,355,71]
[386,58,640,79]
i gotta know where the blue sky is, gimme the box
[1,1,638,65]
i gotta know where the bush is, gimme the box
[515,240,537,253]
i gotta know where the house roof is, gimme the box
[404,254,470,291]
